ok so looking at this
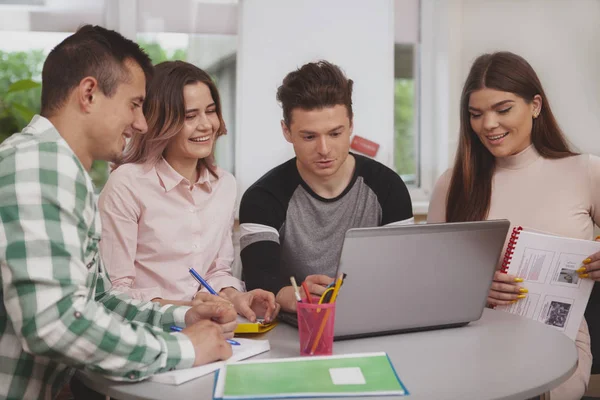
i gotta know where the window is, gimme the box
[0,31,115,189]
[0,0,239,190]
[393,0,431,215]
[394,43,418,186]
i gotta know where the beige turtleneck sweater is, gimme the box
[428,145,600,400]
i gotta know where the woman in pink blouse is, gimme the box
[98,61,279,323]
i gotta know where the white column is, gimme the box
[104,0,137,40]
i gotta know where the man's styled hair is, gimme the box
[40,24,153,116]
[276,60,354,127]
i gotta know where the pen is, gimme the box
[290,276,302,302]
[189,267,218,295]
[170,326,240,346]
[301,281,313,304]
[187,268,241,345]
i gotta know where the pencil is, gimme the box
[301,281,313,304]
[290,276,302,302]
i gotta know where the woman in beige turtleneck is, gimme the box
[428,52,600,400]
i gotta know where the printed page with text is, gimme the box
[496,229,599,340]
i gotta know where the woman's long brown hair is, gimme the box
[446,52,577,222]
[117,60,226,178]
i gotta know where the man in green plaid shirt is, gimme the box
[0,26,237,400]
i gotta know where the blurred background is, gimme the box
[1,0,600,396]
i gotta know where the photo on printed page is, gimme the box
[539,295,574,331]
[517,247,555,284]
[557,268,579,285]
[550,252,586,288]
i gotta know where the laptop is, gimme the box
[332,220,510,340]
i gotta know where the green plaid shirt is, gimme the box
[0,116,195,400]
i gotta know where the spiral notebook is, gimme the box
[496,227,600,340]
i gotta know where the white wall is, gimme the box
[440,0,600,169]
[235,0,395,201]
[395,0,419,44]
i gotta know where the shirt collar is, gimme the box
[156,158,218,192]
[23,114,58,136]
[24,115,97,193]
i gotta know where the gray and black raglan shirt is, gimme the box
[239,153,414,295]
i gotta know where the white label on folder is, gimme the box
[329,367,366,385]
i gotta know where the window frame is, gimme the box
[410,0,454,215]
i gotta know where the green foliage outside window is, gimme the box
[137,40,187,65]
[394,78,416,185]
[0,42,185,190]
[0,50,44,143]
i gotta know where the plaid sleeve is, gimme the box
[95,272,190,330]
[0,142,195,380]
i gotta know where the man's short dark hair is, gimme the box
[40,25,153,116]
[276,60,354,127]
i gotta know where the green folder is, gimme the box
[213,352,408,399]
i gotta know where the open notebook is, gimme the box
[150,338,270,385]
[213,352,407,399]
[496,227,600,340]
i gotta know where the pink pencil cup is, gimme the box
[296,301,336,356]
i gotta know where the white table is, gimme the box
[78,309,578,400]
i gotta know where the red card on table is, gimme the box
[350,135,379,157]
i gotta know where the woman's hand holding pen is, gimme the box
[487,271,528,307]
[577,236,600,281]
[220,288,280,323]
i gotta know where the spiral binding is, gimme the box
[500,226,523,273]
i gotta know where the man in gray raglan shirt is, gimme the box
[239,61,414,313]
